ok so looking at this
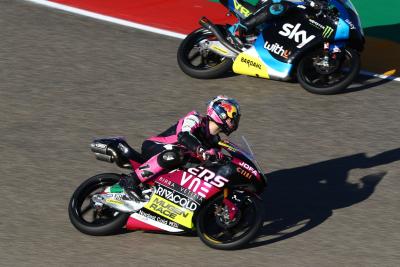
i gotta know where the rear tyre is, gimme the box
[68,173,130,236]
[177,27,233,79]
[297,48,361,95]
[196,193,263,250]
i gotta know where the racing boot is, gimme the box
[119,172,145,201]
[135,153,166,182]
[120,152,169,201]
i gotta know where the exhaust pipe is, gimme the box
[91,141,114,163]
[94,153,113,163]
[90,142,107,154]
[199,17,242,55]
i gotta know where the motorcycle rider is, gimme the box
[240,0,293,31]
[119,95,241,201]
[240,0,324,31]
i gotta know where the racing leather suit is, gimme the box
[241,0,292,30]
[134,111,221,183]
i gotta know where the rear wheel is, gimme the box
[177,27,233,79]
[196,193,263,250]
[68,173,130,236]
[297,48,360,94]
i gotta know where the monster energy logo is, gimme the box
[323,26,334,38]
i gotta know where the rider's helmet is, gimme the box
[207,95,241,135]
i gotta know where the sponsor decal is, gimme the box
[308,19,325,30]
[105,198,123,205]
[233,53,269,79]
[139,209,157,221]
[322,26,334,38]
[186,167,229,187]
[145,196,193,228]
[279,23,316,48]
[263,41,291,59]
[237,167,253,179]
[210,45,228,55]
[157,176,204,203]
[103,193,128,201]
[138,210,179,228]
[156,186,198,211]
[308,19,335,38]
[177,167,229,198]
[345,19,356,29]
[181,172,211,198]
[167,220,179,228]
[233,0,251,17]
[241,57,262,70]
[239,161,259,176]
[218,141,237,152]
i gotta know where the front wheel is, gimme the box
[177,27,233,79]
[68,173,130,236]
[196,193,263,250]
[296,48,361,95]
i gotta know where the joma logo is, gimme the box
[279,23,316,48]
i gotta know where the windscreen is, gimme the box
[240,136,266,176]
[227,136,265,176]
[342,0,358,14]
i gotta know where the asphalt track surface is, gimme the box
[1,1,399,266]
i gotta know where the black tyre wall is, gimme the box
[68,173,130,236]
[177,27,233,79]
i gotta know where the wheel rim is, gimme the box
[72,177,121,226]
[183,33,227,70]
[199,195,259,244]
[299,50,356,89]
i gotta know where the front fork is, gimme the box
[323,41,345,63]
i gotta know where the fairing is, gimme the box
[126,137,266,232]
[226,0,364,79]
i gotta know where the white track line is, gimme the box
[360,70,400,82]
[25,0,400,82]
[24,0,186,39]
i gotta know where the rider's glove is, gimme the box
[196,147,224,161]
[196,146,210,161]
[306,0,327,12]
[205,148,224,161]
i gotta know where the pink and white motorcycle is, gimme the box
[68,137,267,249]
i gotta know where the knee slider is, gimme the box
[157,150,182,169]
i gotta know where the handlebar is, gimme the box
[305,0,328,9]
[303,0,336,19]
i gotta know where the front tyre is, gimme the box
[68,173,130,236]
[297,48,361,95]
[196,194,263,250]
[177,27,233,79]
